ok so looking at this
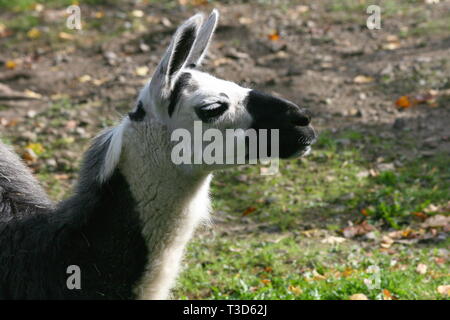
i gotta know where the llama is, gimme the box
[0,10,316,299]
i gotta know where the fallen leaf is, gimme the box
[386,35,399,42]
[238,17,253,25]
[132,10,144,18]
[288,285,303,295]
[382,42,401,50]
[349,293,368,300]
[54,173,70,180]
[65,120,78,129]
[264,266,273,273]
[416,263,427,275]
[312,269,326,281]
[24,90,42,99]
[321,236,346,244]
[94,11,104,19]
[0,23,13,38]
[27,28,41,39]
[380,235,394,248]
[212,57,233,67]
[410,211,428,220]
[32,3,44,12]
[58,32,74,40]
[268,31,280,41]
[437,285,450,296]
[353,75,374,84]
[242,207,256,217]
[342,220,374,238]
[5,60,17,69]
[395,96,411,108]
[135,66,149,77]
[22,148,38,162]
[296,5,309,13]
[79,74,92,83]
[26,143,44,155]
[422,215,450,228]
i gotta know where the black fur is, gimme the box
[0,135,148,299]
[168,25,197,77]
[168,72,194,117]
[246,90,316,159]
[128,101,146,122]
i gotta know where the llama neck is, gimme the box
[119,121,212,299]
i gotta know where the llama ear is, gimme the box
[186,9,219,68]
[152,14,203,89]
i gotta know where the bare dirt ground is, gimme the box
[1,1,449,161]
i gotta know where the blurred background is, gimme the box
[0,0,449,299]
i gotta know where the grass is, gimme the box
[175,235,448,300]
[172,129,449,299]
[1,0,448,300]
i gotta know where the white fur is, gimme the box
[96,10,258,299]
[119,121,212,299]
[99,118,129,183]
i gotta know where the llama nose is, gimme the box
[290,107,311,127]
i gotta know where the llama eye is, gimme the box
[195,102,228,122]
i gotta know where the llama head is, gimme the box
[105,9,315,180]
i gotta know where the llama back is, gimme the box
[0,141,53,222]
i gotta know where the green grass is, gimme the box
[171,128,449,299]
[175,235,449,300]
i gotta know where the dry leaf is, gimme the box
[94,11,104,19]
[5,60,17,69]
[132,10,144,18]
[242,207,256,217]
[0,25,13,38]
[312,270,326,281]
[238,17,253,25]
[79,74,92,83]
[65,120,78,129]
[268,31,280,41]
[395,96,411,108]
[411,211,428,220]
[360,208,369,216]
[321,236,346,244]
[416,263,428,275]
[135,66,149,77]
[349,293,368,300]
[26,143,44,155]
[212,57,233,67]
[382,289,395,300]
[22,148,38,162]
[27,28,41,39]
[353,75,374,84]
[382,42,401,50]
[343,220,374,238]
[24,90,42,99]
[381,235,394,248]
[288,285,303,295]
[422,215,450,228]
[437,285,450,296]
[296,5,309,13]
[58,32,74,40]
